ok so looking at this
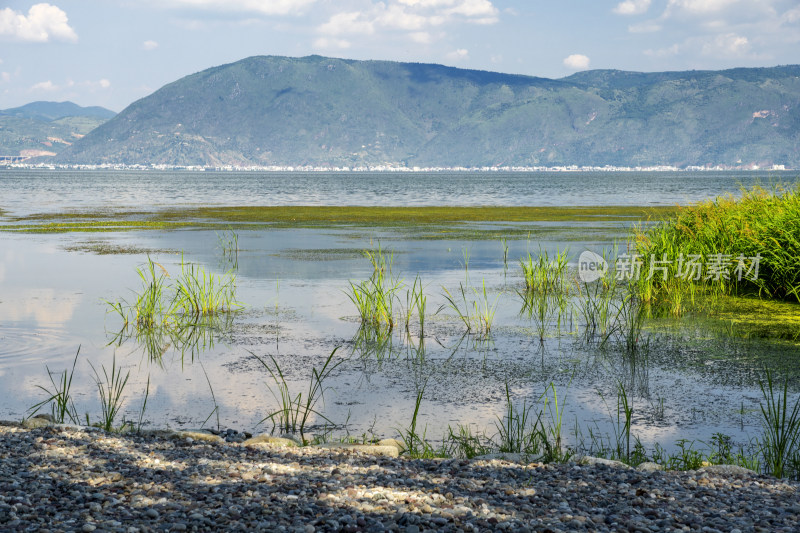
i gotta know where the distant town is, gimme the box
[0,162,792,172]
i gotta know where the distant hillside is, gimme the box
[56,56,800,168]
[0,101,116,158]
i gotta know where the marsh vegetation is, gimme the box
[12,183,800,479]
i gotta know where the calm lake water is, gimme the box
[1,169,798,456]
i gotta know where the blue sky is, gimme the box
[1,0,798,111]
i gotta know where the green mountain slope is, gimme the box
[56,56,800,167]
[0,101,116,157]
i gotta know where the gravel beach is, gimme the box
[1,422,798,532]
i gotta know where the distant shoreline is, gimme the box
[1,163,795,172]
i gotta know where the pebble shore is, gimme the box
[1,422,799,532]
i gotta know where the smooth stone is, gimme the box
[575,456,633,470]
[637,462,664,473]
[315,442,400,458]
[243,435,299,448]
[171,431,223,444]
[22,417,53,429]
[377,438,406,452]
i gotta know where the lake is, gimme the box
[1,168,798,458]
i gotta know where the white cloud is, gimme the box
[665,0,738,15]
[31,80,58,91]
[701,32,750,55]
[613,0,652,15]
[142,40,159,50]
[1,72,11,84]
[782,6,800,23]
[156,0,317,15]
[30,78,112,94]
[316,1,498,44]
[446,48,469,60]
[318,12,375,36]
[0,3,78,43]
[563,54,590,70]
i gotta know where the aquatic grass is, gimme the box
[494,383,544,455]
[171,258,240,320]
[634,184,800,305]
[576,250,618,339]
[199,361,221,432]
[88,355,131,432]
[520,247,571,296]
[397,387,446,459]
[27,346,81,424]
[441,283,473,332]
[350,324,396,361]
[132,257,170,329]
[500,237,509,277]
[347,245,402,330]
[474,279,499,335]
[216,227,239,267]
[441,279,498,337]
[136,375,151,433]
[445,423,493,459]
[758,369,800,479]
[254,347,343,443]
[107,256,240,333]
[539,381,572,463]
[519,289,555,342]
[518,247,573,341]
[403,276,427,335]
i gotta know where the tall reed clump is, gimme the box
[519,248,573,340]
[89,355,131,432]
[172,258,239,320]
[520,247,571,295]
[633,185,800,309]
[347,245,402,331]
[107,255,241,346]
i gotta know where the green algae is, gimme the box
[2,205,675,236]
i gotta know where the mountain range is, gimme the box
[0,101,116,158]
[23,56,800,167]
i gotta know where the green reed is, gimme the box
[216,227,239,267]
[89,355,130,432]
[520,247,571,295]
[108,256,240,331]
[444,423,493,459]
[758,369,800,479]
[171,257,240,320]
[633,184,800,310]
[494,383,543,455]
[441,279,498,337]
[403,276,427,335]
[397,387,445,459]
[28,346,81,424]
[347,245,402,330]
[254,347,343,443]
[132,257,169,329]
